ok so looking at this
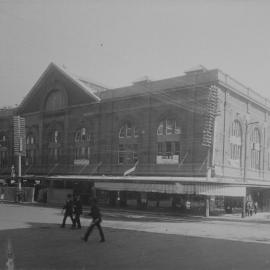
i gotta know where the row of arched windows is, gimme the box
[24,119,182,166]
[22,119,268,170]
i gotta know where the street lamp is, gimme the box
[242,119,259,218]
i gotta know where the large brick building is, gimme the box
[1,63,270,215]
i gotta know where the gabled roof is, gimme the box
[54,64,107,98]
[19,62,106,113]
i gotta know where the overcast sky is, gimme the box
[1,0,270,107]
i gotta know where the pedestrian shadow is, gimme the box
[24,222,61,230]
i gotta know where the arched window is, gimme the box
[267,136,270,170]
[0,133,7,146]
[25,133,37,166]
[229,120,242,167]
[45,90,66,111]
[48,129,62,163]
[74,127,92,165]
[250,128,261,169]
[75,128,91,143]
[26,134,35,145]
[118,122,139,164]
[0,133,8,168]
[157,119,181,136]
[156,119,181,164]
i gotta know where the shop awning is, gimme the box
[194,184,246,196]
[95,182,176,193]
[95,182,246,197]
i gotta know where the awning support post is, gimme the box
[242,196,246,218]
[205,196,210,217]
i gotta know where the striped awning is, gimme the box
[95,182,246,197]
[194,184,246,196]
[95,182,176,193]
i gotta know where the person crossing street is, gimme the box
[81,198,105,243]
[61,194,75,228]
[73,194,82,229]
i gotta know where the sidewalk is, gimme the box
[2,199,270,223]
[208,211,270,223]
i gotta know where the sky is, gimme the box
[1,0,270,107]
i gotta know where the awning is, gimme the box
[95,182,246,197]
[95,182,176,193]
[194,184,246,196]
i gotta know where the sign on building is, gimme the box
[74,159,90,166]
[13,116,26,156]
[156,155,179,165]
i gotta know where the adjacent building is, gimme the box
[0,107,15,177]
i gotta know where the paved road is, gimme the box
[1,203,270,244]
[1,203,270,269]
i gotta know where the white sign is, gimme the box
[156,155,179,165]
[74,159,89,166]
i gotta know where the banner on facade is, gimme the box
[123,161,138,176]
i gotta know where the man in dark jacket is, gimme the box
[81,198,105,242]
[61,194,75,228]
[73,194,82,229]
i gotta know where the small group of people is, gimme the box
[61,194,105,243]
[246,200,258,216]
[61,194,82,229]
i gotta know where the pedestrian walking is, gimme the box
[254,201,258,214]
[73,194,82,229]
[0,186,4,201]
[81,198,105,242]
[61,194,75,228]
[249,201,254,216]
[246,201,250,216]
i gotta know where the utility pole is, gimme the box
[13,116,26,202]
[18,137,22,191]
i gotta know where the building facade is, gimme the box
[1,63,270,215]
